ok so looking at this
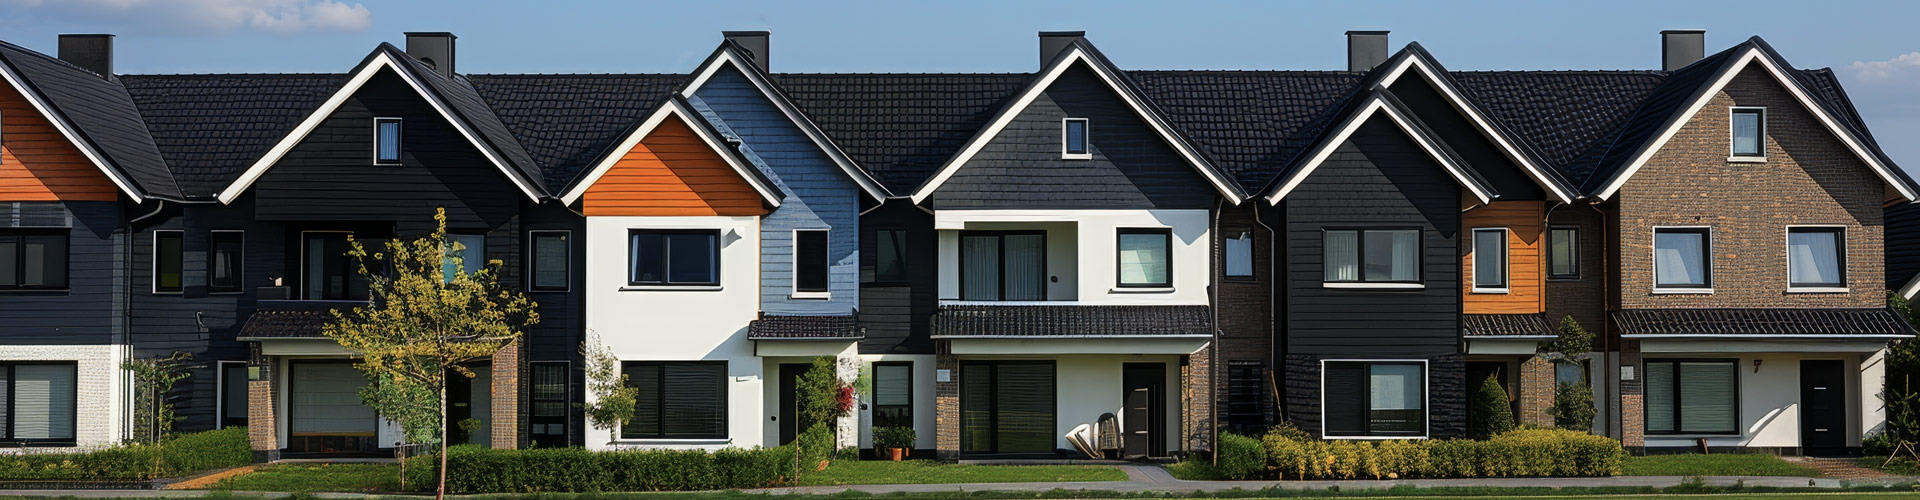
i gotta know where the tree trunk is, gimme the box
[437,376,448,500]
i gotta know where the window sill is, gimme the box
[1651,288,1714,295]
[789,291,831,300]
[1110,287,1174,294]
[1062,153,1092,160]
[1546,276,1582,282]
[1727,156,1768,163]
[1787,287,1849,294]
[209,291,245,296]
[1323,282,1424,290]
[621,285,723,292]
[1471,288,1509,294]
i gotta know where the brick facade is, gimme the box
[1183,347,1211,453]
[934,342,959,460]
[1211,204,1273,442]
[1545,206,1608,336]
[490,339,524,449]
[1619,340,1644,449]
[1518,355,1555,428]
[246,343,279,462]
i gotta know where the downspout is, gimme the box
[126,199,164,441]
[1252,199,1280,424]
[1209,197,1223,462]
[1586,200,1614,439]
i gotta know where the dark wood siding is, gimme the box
[858,200,936,354]
[1388,77,1543,201]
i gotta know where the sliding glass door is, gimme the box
[959,232,1046,301]
[960,361,1055,455]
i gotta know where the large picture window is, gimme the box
[209,231,244,293]
[629,230,720,286]
[959,231,1046,301]
[1653,228,1711,289]
[1117,228,1171,288]
[872,362,912,429]
[1323,229,1420,284]
[1471,228,1508,292]
[153,230,183,293]
[1548,227,1579,280]
[621,361,727,439]
[1787,227,1845,289]
[0,230,68,291]
[1323,361,1426,438]
[960,361,1055,454]
[1645,360,1738,435]
[0,363,79,444]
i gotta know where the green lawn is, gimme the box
[797,459,1128,486]
[1623,454,1822,476]
[1164,458,1224,480]
[204,463,402,493]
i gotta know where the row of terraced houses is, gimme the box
[0,28,1915,460]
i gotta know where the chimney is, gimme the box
[405,32,457,78]
[1661,29,1705,71]
[1039,31,1084,68]
[1346,30,1389,72]
[724,31,771,73]
[57,34,113,77]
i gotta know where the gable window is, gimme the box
[1548,227,1580,280]
[621,361,727,439]
[872,229,908,283]
[208,231,244,293]
[629,229,720,286]
[153,230,183,293]
[1787,226,1845,290]
[1653,227,1711,290]
[872,362,912,429]
[794,230,829,295]
[960,231,1046,301]
[1323,229,1420,285]
[442,234,486,282]
[374,117,403,165]
[0,230,68,291]
[1062,118,1090,159]
[0,363,78,444]
[1645,359,1738,435]
[1117,228,1171,288]
[1471,228,1508,292]
[1323,361,1426,438]
[1730,108,1765,159]
[1225,232,1254,278]
[528,231,570,292]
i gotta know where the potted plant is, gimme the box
[875,426,915,461]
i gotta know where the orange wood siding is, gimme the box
[581,116,768,217]
[1464,201,1545,314]
[0,82,118,202]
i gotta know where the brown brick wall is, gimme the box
[934,343,959,461]
[1183,348,1211,453]
[1620,340,1644,448]
[1545,207,1608,336]
[1212,204,1274,439]
[1518,355,1555,427]
[490,339,523,449]
[245,343,277,461]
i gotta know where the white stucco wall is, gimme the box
[957,354,1183,453]
[1640,352,1866,449]
[0,344,126,450]
[935,209,1210,305]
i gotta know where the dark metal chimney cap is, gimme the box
[1345,30,1390,72]
[723,31,771,73]
[56,34,114,78]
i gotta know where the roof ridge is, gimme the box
[466,72,683,77]
[119,72,345,78]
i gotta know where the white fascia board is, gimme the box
[1379,56,1575,204]
[681,49,890,202]
[0,62,144,203]
[558,100,782,208]
[1265,98,1494,205]
[909,48,1242,205]
[1622,334,1912,340]
[217,52,543,205]
[1594,48,1917,202]
[1899,274,1920,301]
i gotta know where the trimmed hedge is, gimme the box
[411,425,836,493]
[1213,432,1266,480]
[0,427,252,481]
[1262,427,1622,480]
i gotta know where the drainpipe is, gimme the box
[1586,201,1614,439]
[1209,197,1223,462]
[1252,200,1280,424]
[126,199,165,441]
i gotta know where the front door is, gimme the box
[448,365,492,447]
[778,364,810,445]
[1122,363,1165,458]
[1799,360,1847,453]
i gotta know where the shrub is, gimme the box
[874,426,915,452]
[1255,427,1621,480]
[1550,381,1598,431]
[1214,432,1266,480]
[416,441,800,493]
[1469,374,1516,439]
[795,424,833,470]
[159,426,251,474]
[0,427,251,481]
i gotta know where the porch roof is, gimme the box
[236,300,360,340]
[1614,308,1917,339]
[1463,313,1557,338]
[931,304,1212,338]
[747,314,862,340]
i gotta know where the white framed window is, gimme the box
[527,230,571,292]
[152,230,183,294]
[1547,226,1580,280]
[1652,227,1712,292]
[373,117,403,165]
[1321,359,1428,439]
[1729,107,1765,161]
[1062,118,1091,160]
[1787,226,1846,292]
[1471,228,1509,293]
[1323,228,1421,288]
[1224,232,1254,278]
[793,229,830,298]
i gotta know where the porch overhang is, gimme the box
[1463,313,1556,355]
[747,314,861,357]
[944,336,1210,355]
[1615,308,1914,354]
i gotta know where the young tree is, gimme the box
[123,352,198,443]
[322,208,538,500]
[579,330,638,444]
[1542,315,1598,432]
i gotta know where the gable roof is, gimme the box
[777,73,1031,194]
[215,43,547,204]
[559,95,783,207]
[1262,87,1497,204]
[1374,44,1577,203]
[0,40,178,202]
[468,73,685,191]
[681,42,890,201]
[907,38,1246,205]
[122,74,344,198]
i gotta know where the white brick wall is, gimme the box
[0,344,127,449]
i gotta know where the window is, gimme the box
[629,230,719,286]
[528,231,570,291]
[794,230,829,294]
[1322,361,1426,438]
[872,362,912,429]
[374,118,402,165]
[1062,118,1090,159]
[1645,360,1738,435]
[1225,361,1266,435]
[621,361,727,439]
[872,229,907,283]
[1548,227,1579,280]
[1653,228,1711,289]
[1225,232,1253,278]
[208,231,244,293]
[960,231,1046,301]
[442,234,485,282]
[1323,229,1420,284]
[0,363,77,444]
[0,229,68,290]
[1730,108,1765,158]
[1788,227,1845,289]
[153,230,183,293]
[302,232,373,300]
[219,362,248,428]
[1117,228,1171,288]
[529,361,569,447]
[959,361,1055,453]
[1471,228,1508,291]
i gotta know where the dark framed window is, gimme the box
[208,231,244,293]
[302,231,374,301]
[959,361,1055,454]
[1323,228,1421,284]
[1653,227,1711,289]
[1323,361,1426,438]
[1644,359,1739,435]
[959,231,1046,301]
[1548,227,1579,280]
[794,230,829,293]
[529,361,570,447]
[442,234,485,282]
[1787,227,1845,289]
[153,230,183,293]
[528,231,571,292]
[374,117,403,165]
[1224,361,1266,435]
[1730,108,1765,158]
[871,229,908,283]
[218,362,249,428]
[872,362,912,429]
[621,361,727,439]
[1117,228,1171,288]
[629,230,720,286]
[1224,232,1253,278]
[1062,118,1090,158]
[1471,228,1508,291]
[0,362,78,445]
[0,229,68,291]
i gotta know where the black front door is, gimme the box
[778,364,809,445]
[1800,360,1847,453]
[1122,363,1165,458]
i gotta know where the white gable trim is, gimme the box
[908,47,1242,205]
[0,61,144,203]
[1898,273,1920,301]
[558,99,782,208]
[216,52,543,204]
[1594,47,1917,202]
[680,49,890,201]
[1379,56,1576,204]
[1265,96,1494,205]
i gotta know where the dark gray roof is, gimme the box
[931,304,1211,338]
[748,314,861,340]
[378,44,548,197]
[1464,313,1557,338]
[467,73,683,190]
[1613,308,1917,338]
[776,73,1029,194]
[0,40,179,199]
[122,74,343,197]
[235,300,360,339]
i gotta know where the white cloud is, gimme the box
[1847,51,1920,82]
[5,0,372,35]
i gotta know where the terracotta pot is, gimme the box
[889,447,904,461]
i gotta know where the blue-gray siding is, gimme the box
[0,201,124,346]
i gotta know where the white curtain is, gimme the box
[1654,231,1706,286]
[1473,229,1506,287]
[1550,228,1577,276]
[1323,231,1357,281]
[1118,233,1168,286]
[962,236,1001,301]
[378,120,402,160]
[1732,111,1761,155]
[1788,230,1840,286]
[1003,235,1045,300]
[1364,230,1419,281]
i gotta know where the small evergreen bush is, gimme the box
[1469,374,1516,439]
[1213,432,1266,480]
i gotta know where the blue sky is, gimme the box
[2,0,1916,171]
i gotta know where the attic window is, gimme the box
[374,117,403,165]
[1062,118,1090,159]
[1730,107,1765,160]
